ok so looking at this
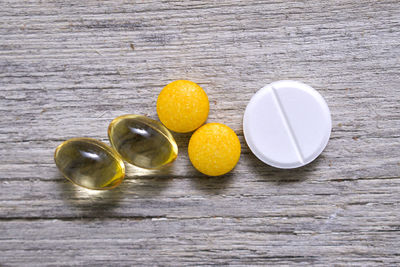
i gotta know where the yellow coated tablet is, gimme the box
[188,123,241,176]
[157,80,209,133]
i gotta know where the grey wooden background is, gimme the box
[1,0,399,266]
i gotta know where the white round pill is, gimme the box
[243,80,331,169]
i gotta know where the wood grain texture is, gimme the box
[1,0,400,266]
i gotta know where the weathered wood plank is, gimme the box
[1,0,400,265]
[1,218,399,266]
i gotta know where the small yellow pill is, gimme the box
[157,80,209,133]
[188,123,241,176]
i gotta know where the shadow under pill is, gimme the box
[173,132,192,150]
[244,150,321,184]
[190,172,234,195]
[173,129,236,195]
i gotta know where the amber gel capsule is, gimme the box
[54,138,125,190]
[108,115,178,169]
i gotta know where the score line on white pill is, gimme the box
[243,80,332,169]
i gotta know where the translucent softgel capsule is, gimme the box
[108,115,178,169]
[54,138,125,190]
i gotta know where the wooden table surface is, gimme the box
[1,1,400,266]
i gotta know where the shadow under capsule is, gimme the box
[121,163,174,197]
[57,173,124,217]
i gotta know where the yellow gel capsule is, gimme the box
[188,123,241,176]
[108,114,178,169]
[54,138,125,190]
[157,80,209,133]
